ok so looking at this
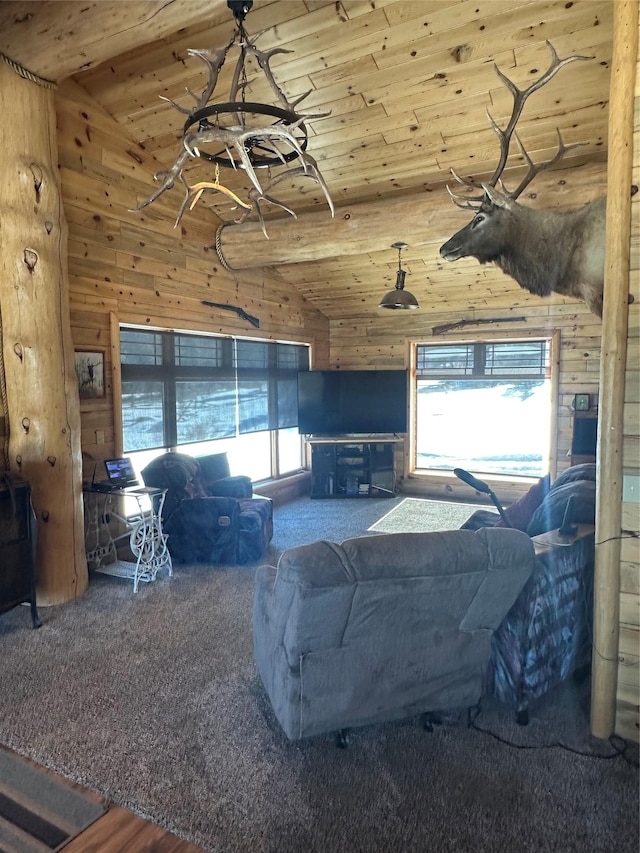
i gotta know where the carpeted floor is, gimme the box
[0,496,637,853]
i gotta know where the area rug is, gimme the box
[0,747,107,853]
[368,497,479,533]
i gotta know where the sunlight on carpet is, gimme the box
[368,497,479,533]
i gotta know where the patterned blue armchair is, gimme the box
[141,452,273,565]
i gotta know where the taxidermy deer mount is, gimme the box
[439,41,613,318]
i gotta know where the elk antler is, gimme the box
[235,154,335,238]
[448,41,593,208]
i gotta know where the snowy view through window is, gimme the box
[416,380,551,478]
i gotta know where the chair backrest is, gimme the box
[197,453,231,487]
[274,527,535,667]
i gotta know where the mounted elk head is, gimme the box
[439,42,609,318]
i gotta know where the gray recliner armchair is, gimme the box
[253,527,535,741]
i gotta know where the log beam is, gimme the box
[0,63,87,604]
[0,1,227,82]
[216,159,608,270]
[590,0,637,740]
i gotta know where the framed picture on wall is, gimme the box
[74,350,105,398]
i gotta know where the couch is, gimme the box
[253,527,535,741]
[460,463,596,723]
[488,526,594,723]
[141,452,273,565]
[460,463,596,535]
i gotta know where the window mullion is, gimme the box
[163,332,178,447]
[473,343,486,377]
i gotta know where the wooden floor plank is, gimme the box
[64,805,207,853]
[0,747,206,853]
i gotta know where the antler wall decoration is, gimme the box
[447,41,591,207]
[438,41,626,319]
[131,0,334,239]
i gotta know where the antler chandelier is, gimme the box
[132,0,334,238]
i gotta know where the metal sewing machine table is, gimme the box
[83,485,172,592]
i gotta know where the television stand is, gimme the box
[308,438,400,499]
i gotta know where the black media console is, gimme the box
[309,439,399,499]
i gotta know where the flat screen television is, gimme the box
[297,369,408,435]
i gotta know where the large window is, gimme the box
[414,339,552,478]
[120,328,309,481]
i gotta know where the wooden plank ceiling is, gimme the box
[73,0,613,320]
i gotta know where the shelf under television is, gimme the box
[306,435,405,444]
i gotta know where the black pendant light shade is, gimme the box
[378,242,420,309]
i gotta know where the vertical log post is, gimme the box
[590,1,638,738]
[0,62,87,604]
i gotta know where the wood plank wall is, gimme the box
[56,79,330,479]
[329,301,607,504]
[616,9,640,743]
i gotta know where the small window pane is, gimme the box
[277,343,309,370]
[236,340,269,369]
[484,341,548,376]
[277,376,299,428]
[278,427,303,474]
[122,381,165,451]
[176,380,236,443]
[121,330,163,365]
[416,344,475,376]
[175,334,225,368]
[238,380,269,433]
[229,431,272,481]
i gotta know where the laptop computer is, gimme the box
[103,457,139,490]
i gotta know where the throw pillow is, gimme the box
[527,480,596,537]
[551,463,596,490]
[142,452,200,491]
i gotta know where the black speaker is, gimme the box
[571,416,597,457]
[0,475,40,627]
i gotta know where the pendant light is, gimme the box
[378,242,420,309]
